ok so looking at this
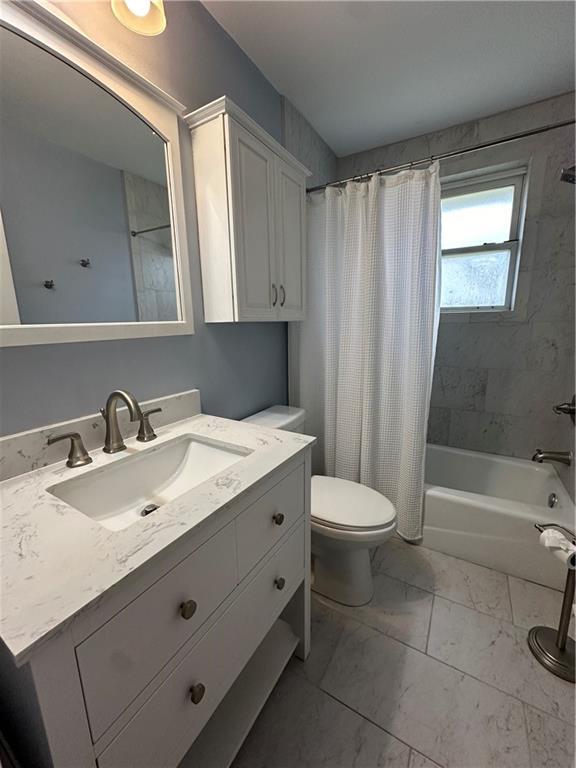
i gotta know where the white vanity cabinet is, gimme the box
[0,455,311,768]
[186,97,310,323]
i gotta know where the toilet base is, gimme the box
[312,545,374,607]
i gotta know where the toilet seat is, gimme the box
[310,475,397,605]
[311,475,396,533]
[243,408,399,606]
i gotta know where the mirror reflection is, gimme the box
[0,28,179,325]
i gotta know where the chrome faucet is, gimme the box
[532,448,573,467]
[101,390,143,453]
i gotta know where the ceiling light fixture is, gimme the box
[111,0,166,36]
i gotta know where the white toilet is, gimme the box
[243,406,397,606]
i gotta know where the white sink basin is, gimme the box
[48,434,252,531]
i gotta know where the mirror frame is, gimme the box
[0,0,194,346]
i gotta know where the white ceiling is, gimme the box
[204,1,575,156]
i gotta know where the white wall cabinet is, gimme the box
[187,97,310,322]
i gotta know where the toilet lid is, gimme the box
[311,475,396,531]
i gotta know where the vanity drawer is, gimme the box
[236,464,304,579]
[97,521,304,768]
[78,522,237,742]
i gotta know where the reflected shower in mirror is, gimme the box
[0,27,179,325]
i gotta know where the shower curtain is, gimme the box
[289,164,441,540]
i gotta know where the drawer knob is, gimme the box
[274,577,286,591]
[180,600,197,620]
[272,512,285,526]
[189,683,206,705]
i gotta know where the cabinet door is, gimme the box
[227,119,278,320]
[276,157,306,320]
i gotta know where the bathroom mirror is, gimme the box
[0,3,193,345]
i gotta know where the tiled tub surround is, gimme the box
[0,404,314,661]
[338,92,575,499]
[233,537,575,768]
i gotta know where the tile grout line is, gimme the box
[374,551,517,622]
[320,685,445,768]
[373,568,509,623]
[506,574,516,625]
[374,557,566,630]
[297,631,413,756]
[311,597,573,728]
[313,586,432,653]
[320,662,533,768]
[313,592,573,716]
[386,535,565,594]
[303,652,566,764]
[421,637,573,726]
[410,748,443,768]
[425,594,435,656]
[521,701,535,768]
[358,568,514,627]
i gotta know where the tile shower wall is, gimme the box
[124,173,177,321]
[282,97,337,189]
[339,92,575,497]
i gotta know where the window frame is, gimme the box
[440,168,528,314]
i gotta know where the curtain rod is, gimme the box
[307,118,575,193]
[130,224,171,237]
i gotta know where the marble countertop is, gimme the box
[0,414,314,663]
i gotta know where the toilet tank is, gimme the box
[242,405,306,432]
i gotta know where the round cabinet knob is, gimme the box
[272,512,285,526]
[274,577,286,591]
[180,600,197,620]
[189,683,206,705]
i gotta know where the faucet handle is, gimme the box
[47,432,92,468]
[137,407,162,443]
[553,396,576,424]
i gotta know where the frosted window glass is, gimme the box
[441,186,514,249]
[441,250,511,308]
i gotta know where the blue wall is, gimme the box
[1,125,138,325]
[0,1,287,435]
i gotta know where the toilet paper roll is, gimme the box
[539,530,576,567]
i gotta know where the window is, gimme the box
[440,169,527,312]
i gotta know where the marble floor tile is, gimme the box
[232,662,411,768]
[374,538,513,621]
[297,597,353,686]
[316,574,434,651]
[524,705,575,768]
[408,750,443,768]
[509,576,575,638]
[427,597,574,723]
[321,621,530,768]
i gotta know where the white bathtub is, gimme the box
[423,444,575,590]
